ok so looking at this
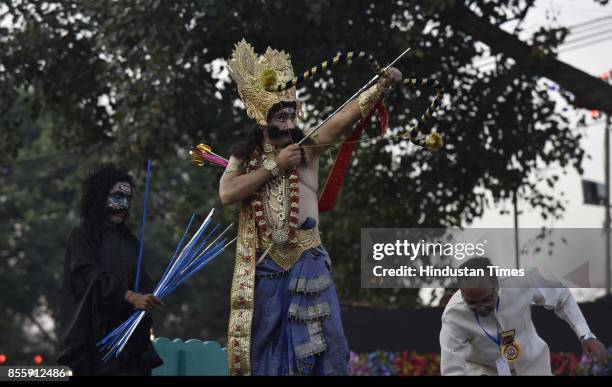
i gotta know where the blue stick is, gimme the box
[112,310,147,359]
[162,246,226,297]
[160,223,220,293]
[159,231,216,297]
[184,223,220,265]
[134,159,152,293]
[162,239,233,297]
[158,215,212,290]
[154,213,197,294]
[97,313,138,347]
[100,310,144,360]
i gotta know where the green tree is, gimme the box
[1,0,607,362]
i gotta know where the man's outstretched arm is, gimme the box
[307,68,402,156]
[532,287,608,364]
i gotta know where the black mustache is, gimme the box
[267,126,305,142]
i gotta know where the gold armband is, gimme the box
[358,82,389,119]
[224,163,240,174]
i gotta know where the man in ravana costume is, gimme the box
[220,40,403,376]
[58,166,163,375]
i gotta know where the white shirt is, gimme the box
[439,270,592,375]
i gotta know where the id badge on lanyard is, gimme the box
[474,297,519,375]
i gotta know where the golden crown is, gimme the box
[227,39,302,126]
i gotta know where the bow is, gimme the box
[264,48,445,151]
[191,48,446,211]
[262,48,446,211]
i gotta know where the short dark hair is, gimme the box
[456,257,498,288]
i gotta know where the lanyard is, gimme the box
[474,296,501,348]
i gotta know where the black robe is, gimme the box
[57,223,163,375]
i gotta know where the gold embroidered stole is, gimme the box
[227,203,257,375]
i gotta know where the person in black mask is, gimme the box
[58,166,163,376]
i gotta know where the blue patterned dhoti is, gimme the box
[250,220,349,375]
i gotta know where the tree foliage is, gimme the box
[0,0,599,361]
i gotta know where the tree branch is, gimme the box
[441,2,612,113]
[26,311,59,349]
[511,0,536,34]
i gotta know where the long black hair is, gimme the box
[79,165,136,246]
[230,124,264,172]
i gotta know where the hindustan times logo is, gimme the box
[371,239,487,261]
[371,265,525,278]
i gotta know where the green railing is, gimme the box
[152,338,228,376]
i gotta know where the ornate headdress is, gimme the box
[227,39,302,126]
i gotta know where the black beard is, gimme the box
[266,125,305,143]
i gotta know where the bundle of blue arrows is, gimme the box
[97,161,235,362]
